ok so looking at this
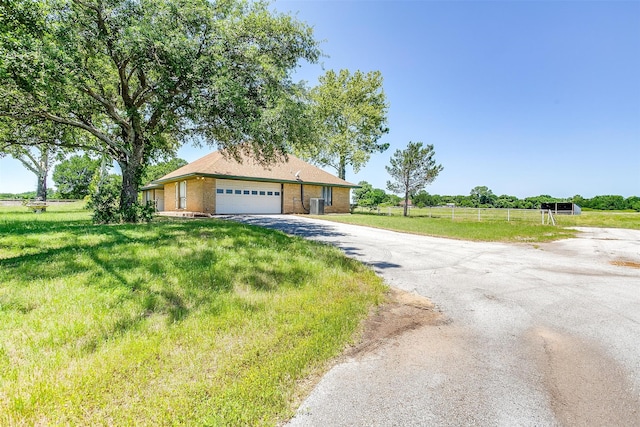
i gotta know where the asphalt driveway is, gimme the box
[227,215,640,426]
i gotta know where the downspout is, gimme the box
[300,184,309,213]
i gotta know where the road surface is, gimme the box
[228,216,640,426]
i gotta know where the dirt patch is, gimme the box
[527,327,640,426]
[611,259,640,269]
[287,287,447,420]
[346,287,448,358]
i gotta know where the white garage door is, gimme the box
[216,179,282,214]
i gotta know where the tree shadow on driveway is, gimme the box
[222,215,348,239]
[223,215,403,271]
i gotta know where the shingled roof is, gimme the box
[148,151,358,188]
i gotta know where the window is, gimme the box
[322,186,332,206]
[274,191,280,196]
[259,191,266,196]
[216,189,224,194]
[235,190,242,195]
[226,189,233,194]
[267,191,273,196]
[251,190,258,195]
[176,181,186,209]
[243,190,250,195]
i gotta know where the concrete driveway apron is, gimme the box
[226,215,640,427]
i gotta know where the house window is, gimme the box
[251,190,258,195]
[322,186,332,206]
[176,181,186,209]
[259,191,266,196]
[243,190,250,195]
[267,191,273,196]
[226,189,233,194]
[235,190,242,194]
[216,189,224,194]
[275,191,280,196]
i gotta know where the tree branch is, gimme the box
[32,111,125,155]
[79,86,131,132]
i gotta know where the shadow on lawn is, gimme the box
[0,217,361,332]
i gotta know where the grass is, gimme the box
[317,208,640,242]
[553,209,640,230]
[0,202,386,425]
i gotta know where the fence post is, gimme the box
[507,208,510,222]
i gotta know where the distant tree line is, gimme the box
[353,183,640,212]
[0,156,187,204]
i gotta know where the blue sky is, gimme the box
[1,0,638,198]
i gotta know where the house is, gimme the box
[141,151,358,215]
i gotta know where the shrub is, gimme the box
[86,174,153,224]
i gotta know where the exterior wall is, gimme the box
[162,178,215,213]
[202,178,216,213]
[328,187,351,214]
[282,183,351,214]
[186,178,203,212]
[283,183,318,214]
[159,179,350,214]
[163,182,176,211]
[142,188,164,211]
[142,189,165,211]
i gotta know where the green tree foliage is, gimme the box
[352,181,388,208]
[582,195,626,210]
[299,69,389,180]
[625,196,640,212]
[141,158,188,184]
[0,0,319,222]
[52,154,101,199]
[494,194,520,209]
[386,142,443,216]
[412,190,441,208]
[470,185,496,207]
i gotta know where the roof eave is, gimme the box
[150,173,358,188]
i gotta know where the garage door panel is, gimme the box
[216,179,281,214]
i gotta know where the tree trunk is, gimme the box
[403,191,409,217]
[338,156,346,180]
[117,138,146,223]
[36,148,49,201]
[36,172,47,201]
[118,159,144,222]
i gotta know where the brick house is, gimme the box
[141,151,357,215]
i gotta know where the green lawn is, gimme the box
[0,202,386,425]
[315,209,640,242]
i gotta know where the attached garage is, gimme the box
[142,151,357,215]
[215,179,282,214]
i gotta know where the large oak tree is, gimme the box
[0,0,319,221]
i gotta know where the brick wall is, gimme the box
[282,183,351,214]
[327,187,351,213]
[203,178,216,213]
[160,179,350,214]
[163,182,177,211]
